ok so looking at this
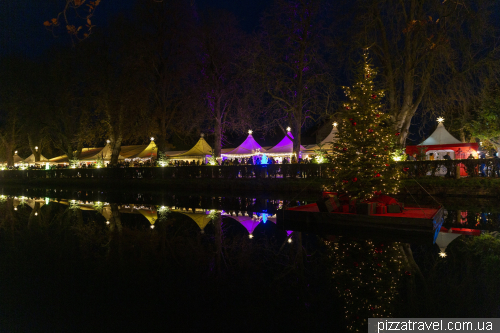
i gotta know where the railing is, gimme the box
[1,159,498,181]
[0,164,331,180]
[398,159,500,178]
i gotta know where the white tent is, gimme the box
[126,140,158,160]
[24,154,50,164]
[419,122,462,146]
[305,123,339,153]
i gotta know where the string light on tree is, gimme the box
[329,50,401,200]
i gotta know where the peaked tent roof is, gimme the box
[80,143,125,161]
[168,135,213,158]
[419,123,462,146]
[49,148,103,163]
[119,145,148,158]
[223,133,265,155]
[130,140,158,159]
[306,124,339,151]
[265,131,306,154]
[24,154,50,163]
[13,153,24,163]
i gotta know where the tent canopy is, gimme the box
[168,135,213,159]
[24,154,50,163]
[127,140,158,159]
[419,123,462,146]
[305,123,339,152]
[265,131,305,155]
[222,133,264,156]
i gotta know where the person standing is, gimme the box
[443,152,452,160]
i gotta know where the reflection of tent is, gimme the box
[24,154,50,164]
[175,211,212,231]
[224,215,261,235]
[222,132,265,157]
[265,130,306,157]
[436,228,462,254]
[406,121,478,160]
[138,209,158,225]
[167,134,213,160]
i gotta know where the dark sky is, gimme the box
[0,0,268,57]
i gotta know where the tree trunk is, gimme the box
[293,117,302,157]
[214,109,222,157]
[5,144,14,167]
[28,135,41,162]
[110,136,123,166]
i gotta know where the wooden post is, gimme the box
[455,163,461,179]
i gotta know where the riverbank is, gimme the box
[2,176,500,198]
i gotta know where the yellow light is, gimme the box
[150,225,155,229]
[437,117,444,123]
[150,137,155,141]
[106,221,110,225]
[248,129,253,135]
[288,238,292,243]
[439,251,447,258]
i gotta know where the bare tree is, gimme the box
[250,0,333,156]
[348,0,500,145]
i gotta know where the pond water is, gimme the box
[0,187,499,332]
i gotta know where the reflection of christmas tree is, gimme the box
[330,51,401,200]
[328,239,403,332]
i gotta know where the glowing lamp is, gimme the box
[286,127,291,132]
[288,238,292,243]
[249,234,254,239]
[14,151,18,154]
[150,225,155,229]
[437,117,444,123]
[35,146,38,151]
[106,221,110,225]
[14,207,17,211]
[333,122,338,127]
[439,251,447,258]
[248,129,253,135]
[35,212,38,216]
[150,137,155,141]
[106,140,111,144]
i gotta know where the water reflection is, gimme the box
[0,191,499,332]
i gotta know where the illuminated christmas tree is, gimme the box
[330,51,401,200]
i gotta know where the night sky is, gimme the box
[1,0,499,146]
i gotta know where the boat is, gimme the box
[277,200,444,244]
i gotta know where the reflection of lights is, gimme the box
[35,146,38,151]
[14,151,18,154]
[150,225,155,229]
[249,234,254,239]
[106,140,111,144]
[106,221,110,225]
[45,197,50,205]
[439,251,447,258]
[288,238,292,243]
[14,207,17,211]
[437,117,444,123]
[35,212,38,216]
[286,127,291,132]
